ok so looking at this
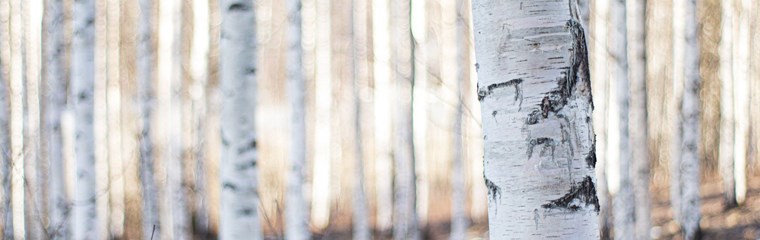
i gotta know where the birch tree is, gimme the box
[44,0,69,238]
[351,0,370,238]
[391,0,418,238]
[190,0,210,235]
[137,0,160,238]
[71,0,98,238]
[450,0,468,239]
[0,26,12,239]
[472,0,599,238]
[627,0,651,238]
[718,0,737,209]
[731,0,750,207]
[610,0,635,238]
[285,0,310,238]
[219,0,262,239]
[673,0,701,237]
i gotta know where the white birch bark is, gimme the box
[219,0,262,239]
[675,0,701,237]
[311,0,332,229]
[670,0,685,223]
[136,0,160,238]
[71,0,98,238]
[627,0,651,238]
[590,0,612,237]
[610,0,635,238]
[718,0,739,209]
[23,1,44,237]
[0,24,12,239]
[285,0,310,238]
[391,0,418,238]
[105,0,125,236]
[450,0,467,239]
[472,0,599,238]
[351,0,370,239]
[190,0,210,236]
[732,0,750,206]
[7,1,25,237]
[44,0,69,238]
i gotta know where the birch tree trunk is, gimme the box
[0,25,12,239]
[590,0,612,237]
[718,0,737,209]
[351,0,370,238]
[732,0,750,206]
[391,0,418,238]
[71,0,98,238]
[23,1,44,237]
[674,0,701,237]
[450,0,467,239]
[285,0,310,238]
[44,0,69,238]
[136,0,160,238]
[472,0,599,238]
[610,0,636,238]
[218,0,261,239]
[190,0,210,236]
[627,0,651,238]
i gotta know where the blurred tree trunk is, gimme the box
[218,0,262,239]
[590,0,612,237]
[673,0,701,238]
[627,0,651,238]
[449,0,467,239]
[719,0,737,209]
[23,0,43,237]
[0,22,12,239]
[71,0,98,238]
[136,0,160,239]
[351,0,370,239]
[731,0,750,206]
[285,0,310,239]
[472,0,599,238]
[391,0,418,238]
[44,0,68,238]
[189,0,210,236]
[610,0,635,238]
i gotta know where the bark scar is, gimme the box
[541,176,599,212]
[477,78,523,110]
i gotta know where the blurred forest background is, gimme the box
[0,0,759,239]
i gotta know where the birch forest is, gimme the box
[2,0,760,239]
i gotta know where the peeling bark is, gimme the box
[472,0,599,238]
[219,0,262,239]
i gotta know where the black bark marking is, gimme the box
[527,137,554,159]
[484,177,501,201]
[222,182,237,191]
[541,176,599,212]
[475,63,480,72]
[78,92,89,101]
[238,208,255,216]
[236,161,257,171]
[586,138,596,168]
[477,78,523,107]
[228,3,251,12]
[565,19,593,107]
[245,66,257,75]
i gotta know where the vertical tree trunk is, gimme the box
[627,0,651,238]
[7,0,25,237]
[189,0,210,236]
[472,0,599,238]
[718,0,737,209]
[44,0,68,238]
[106,0,125,236]
[590,0,612,237]
[71,0,98,238]
[675,0,701,238]
[351,0,370,239]
[0,20,13,239]
[285,0,310,238]
[732,0,750,206]
[450,0,467,239]
[218,0,261,239]
[391,0,418,238]
[610,0,635,238]
[23,0,43,237]
[136,0,160,239]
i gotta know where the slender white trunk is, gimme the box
[718,0,737,209]
[8,1,25,237]
[610,0,635,238]
[23,1,44,237]
[674,0,701,237]
[670,0,685,224]
[472,0,599,238]
[190,0,210,236]
[285,0,310,239]
[136,0,160,238]
[218,0,262,239]
[732,0,750,206]
[71,0,98,238]
[44,0,68,238]
[351,0,370,239]
[0,22,13,239]
[591,0,612,237]
[752,0,760,168]
[627,0,651,238]
[391,0,418,238]
[106,0,125,236]
[450,0,467,239]
[311,0,332,229]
